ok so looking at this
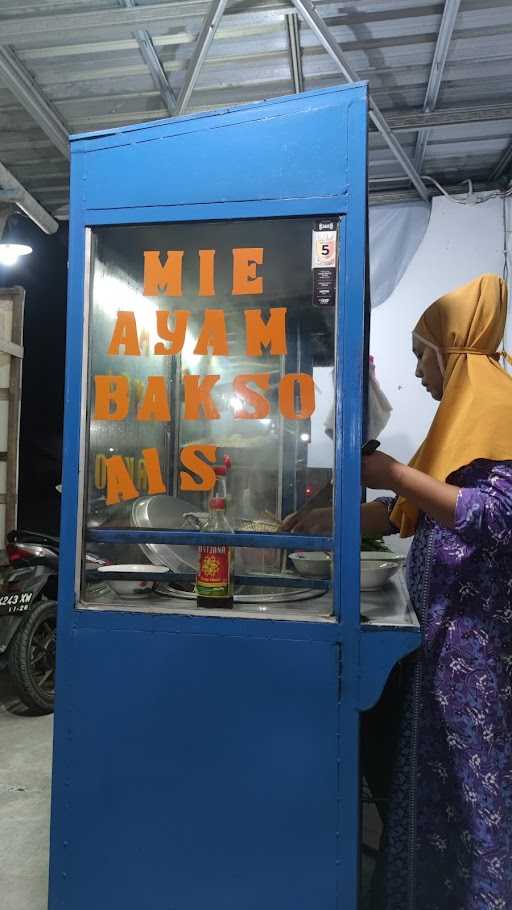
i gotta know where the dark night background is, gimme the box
[0,214,68,537]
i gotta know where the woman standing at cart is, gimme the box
[285,274,512,909]
[363,272,512,910]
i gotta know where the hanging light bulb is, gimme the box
[0,243,32,267]
[0,213,32,267]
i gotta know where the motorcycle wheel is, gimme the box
[8,599,56,714]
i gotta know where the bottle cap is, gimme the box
[209,497,226,509]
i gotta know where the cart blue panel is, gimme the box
[54,629,338,910]
[48,84,402,910]
[78,92,350,212]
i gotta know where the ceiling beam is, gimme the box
[419,2,461,111]
[489,142,512,181]
[288,0,429,201]
[12,96,506,136]
[0,206,13,239]
[20,96,508,137]
[385,102,512,133]
[176,0,229,115]
[0,0,497,45]
[285,12,304,94]
[0,46,69,159]
[121,0,177,114]
[369,179,503,206]
[0,2,214,43]
[132,33,177,114]
[0,158,58,234]
[414,0,461,172]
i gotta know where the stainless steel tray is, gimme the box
[154,584,322,604]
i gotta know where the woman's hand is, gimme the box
[363,451,460,529]
[362,451,404,491]
[281,448,460,537]
[361,501,397,537]
[280,507,332,534]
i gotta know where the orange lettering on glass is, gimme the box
[183,375,220,420]
[107,311,141,356]
[144,248,264,298]
[105,455,139,505]
[94,376,130,421]
[193,310,228,356]
[180,444,217,491]
[154,310,189,355]
[232,248,264,295]
[142,447,166,495]
[137,376,171,422]
[245,308,287,356]
[105,449,166,504]
[144,250,184,296]
[232,373,271,419]
[279,373,315,419]
[198,250,216,296]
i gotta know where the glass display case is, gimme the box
[81,216,337,618]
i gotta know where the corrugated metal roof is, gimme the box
[0,0,511,221]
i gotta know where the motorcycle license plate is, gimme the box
[0,591,34,615]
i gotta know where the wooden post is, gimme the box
[0,286,25,547]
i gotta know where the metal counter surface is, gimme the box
[81,569,418,627]
[361,570,419,628]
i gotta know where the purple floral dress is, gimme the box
[379,460,512,910]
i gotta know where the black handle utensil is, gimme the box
[361,439,381,456]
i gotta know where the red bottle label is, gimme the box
[197,545,232,596]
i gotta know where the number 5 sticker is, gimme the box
[312,229,337,269]
[311,219,338,308]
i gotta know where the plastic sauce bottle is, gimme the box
[196,497,234,609]
[212,464,227,501]
[212,455,231,502]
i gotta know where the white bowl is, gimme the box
[289,551,331,578]
[97,564,168,598]
[360,552,403,591]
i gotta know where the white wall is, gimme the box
[309,366,334,468]
[307,195,510,547]
[370,194,510,549]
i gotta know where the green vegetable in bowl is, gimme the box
[361,537,392,553]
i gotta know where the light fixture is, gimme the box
[0,213,32,267]
[0,243,32,267]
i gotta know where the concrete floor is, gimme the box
[0,667,378,910]
[0,670,52,910]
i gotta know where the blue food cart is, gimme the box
[49,83,420,910]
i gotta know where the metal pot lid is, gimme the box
[154,584,319,604]
[131,495,199,572]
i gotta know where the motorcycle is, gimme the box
[1,530,104,714]
[1,493,303,714]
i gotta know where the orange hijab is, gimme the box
[390,274,511,537]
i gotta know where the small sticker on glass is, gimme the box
[312,220,337,307]
[312,229,337,269]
